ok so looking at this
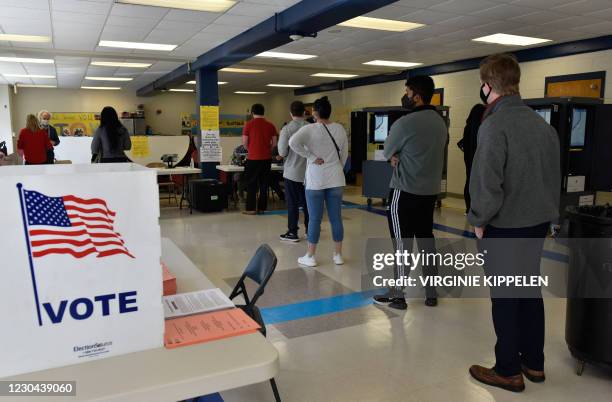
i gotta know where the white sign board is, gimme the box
[53,136,93,164]
[0,163,164,378]
[567,175,586,193]
[200,130,222,162]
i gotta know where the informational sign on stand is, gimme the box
[200,106,222,163]
[200,130,222,162]
[0,164,164,378]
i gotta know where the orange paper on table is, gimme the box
[161,262,177,296]
[164,308,260,349]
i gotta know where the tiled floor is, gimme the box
[160,187,612,402]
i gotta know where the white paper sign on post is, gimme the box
[0,163,164,378]
[200,130,222,162]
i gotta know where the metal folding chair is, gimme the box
[228,244,281,402]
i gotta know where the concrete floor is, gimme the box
[160,186,612,402]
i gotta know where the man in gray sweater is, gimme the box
[372,75,448,310]
[468,54,560,393]
[277,101,309,242]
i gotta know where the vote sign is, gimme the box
[0,164,164,377]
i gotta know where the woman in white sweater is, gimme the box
[289,97,348,267]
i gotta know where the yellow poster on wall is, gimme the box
[50,112,99,137]
[131,136,150,158]
[200,106,219,131]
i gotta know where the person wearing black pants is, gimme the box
[242,103,278,215]
[245,159,271,213]
[278,101,310,242]
[371,75,448,311]
[284,179,308,239]
[467,54,560,393]
[384,189,439,303]
[483,223,549,385]
[457,103,485,214]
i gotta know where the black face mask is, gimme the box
[480,83,491,104]
[401,94,415,109]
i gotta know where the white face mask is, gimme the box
[41,119,49,127]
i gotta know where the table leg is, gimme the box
[180,175,188,210]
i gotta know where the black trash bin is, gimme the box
[565,205,612,376]
[190,179,228,213]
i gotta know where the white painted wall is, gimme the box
[0,85,14,152]
[278,49,612,195]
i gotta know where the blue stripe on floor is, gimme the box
[353,204,569,263]
[261,289,380,324]
[187,393,224,402]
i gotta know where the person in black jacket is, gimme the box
[38,110,60,163]
[457,103,486,214]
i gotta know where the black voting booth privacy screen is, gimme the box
[565,205,612,370]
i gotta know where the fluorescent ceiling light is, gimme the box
[311,73,358,78]
[91,61,152,68]
[256,51,317,61]
[168,88,194,92]
[235,91,266,95]
[116,0,236,13]
[99,40,177,51]
[267,84,305,88]
[3,74,55,79]
[85,76,133,81]
[0,34,51,43]
[17,84,57,88]
[81,86,122,90]
[221,67,265,73]
[472,33,551,46]
[363,60,422,68]
[338,16,424,32]
[186,80,228,85]
[0,56,54,64]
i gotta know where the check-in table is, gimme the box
[153,167,201,209]
[3,238,280,401]
[216,164,283,206]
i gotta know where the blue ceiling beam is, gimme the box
[295,34,612,96]
[137,0,399,96]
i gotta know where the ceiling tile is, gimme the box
[110,3,168,19]
[430,0,500,14]
[162,9,219,23]
[402,9,460,24]
[51,0,111,15]
[551,0,612,15]
[509,0,580,10]
[508,10,569,24]
[471,4,539,19]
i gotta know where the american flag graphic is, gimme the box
[23,189,134,259]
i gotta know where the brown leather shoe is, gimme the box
[242,210,257,215]
[521,364,546,383]
[469,365,525,392]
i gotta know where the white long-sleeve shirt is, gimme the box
[289,122,348,190]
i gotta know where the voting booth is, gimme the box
[0,164,164,378]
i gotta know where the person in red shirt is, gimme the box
[17,114,53,165]
[242,103,278,214]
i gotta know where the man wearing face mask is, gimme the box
[372,75,448,310]
[38,110,60,163]
[468,54,560,393]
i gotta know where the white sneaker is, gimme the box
[333,253,344,265]
[298,254,317,267]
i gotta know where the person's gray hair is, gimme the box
[37,110,52,120]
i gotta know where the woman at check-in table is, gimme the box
[17,114,53,165]
[289,96,348,267]
[91,106,132,163]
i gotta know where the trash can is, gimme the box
[565,205,612,375]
